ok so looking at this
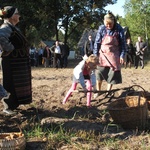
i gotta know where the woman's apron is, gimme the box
[99,31,121,71]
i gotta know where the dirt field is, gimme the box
[0,59,150,149]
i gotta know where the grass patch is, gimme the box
[23,121,150,149]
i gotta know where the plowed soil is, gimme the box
[0,59,150,149]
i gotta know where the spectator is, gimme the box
[34,49,39,67]
[134,36,147,69]
[84,35,94,56]
[61,43,70,68]
[50,41,63,68]
[43,45,51,67]
[38,46,44,66]
[0,6,32,115]
[30,46,36,66]
[124,38,135,68]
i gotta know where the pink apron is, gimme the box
[99,32,121,71]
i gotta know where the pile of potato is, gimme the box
[0,132,23,140]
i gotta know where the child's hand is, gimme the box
[83,87,88,96]
[83,87,88,92]
[92,86,97,93]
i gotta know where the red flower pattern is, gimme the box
[2,9,7,15]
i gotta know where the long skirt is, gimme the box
[2,56,32,110]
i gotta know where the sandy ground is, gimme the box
[0,59,150,149]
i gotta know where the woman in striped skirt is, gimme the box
[0,6,32,115]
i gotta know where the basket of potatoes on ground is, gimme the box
[0,121,26,150]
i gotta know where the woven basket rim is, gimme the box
[0,132,25,142]
[0,132,26,149]
[0,120,26,149]
[108,95,148,129]
[126,95,146,99]
[108,96,147,111]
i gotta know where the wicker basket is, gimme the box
[0,132,26,150]
[0,121,26,150]
[125,96,146,107]
[108,96,148,130]
[144,93,150,111]
[126,90,150,111]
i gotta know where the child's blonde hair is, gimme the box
[87,54,99,65]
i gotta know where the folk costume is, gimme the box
[0,9,32,111]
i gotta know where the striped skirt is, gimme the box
[2,57,32,110]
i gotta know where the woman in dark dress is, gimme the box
[0,6,32,115]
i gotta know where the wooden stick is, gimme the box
[73,89,120,93]
[72,86,139,94]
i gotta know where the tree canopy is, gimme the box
[119,0,150,47]
[0,0,117,48]
[2,0,149,51]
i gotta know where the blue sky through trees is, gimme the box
[105,0,125,17]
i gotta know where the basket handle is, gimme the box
[130,85,146,95]
[138,93,141,107]
[126,85,146,98]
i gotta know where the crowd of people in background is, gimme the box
[28,36,147,71]
[123,36,147,69]
[29,41,70,69]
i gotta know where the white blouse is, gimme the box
[54,46,61,54]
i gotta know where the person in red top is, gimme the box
[63,54,99,107]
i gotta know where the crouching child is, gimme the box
[63,54,99,107]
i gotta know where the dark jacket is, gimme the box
[61,44,70,57]
[84,40,94,56]
[43,46,51,58]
